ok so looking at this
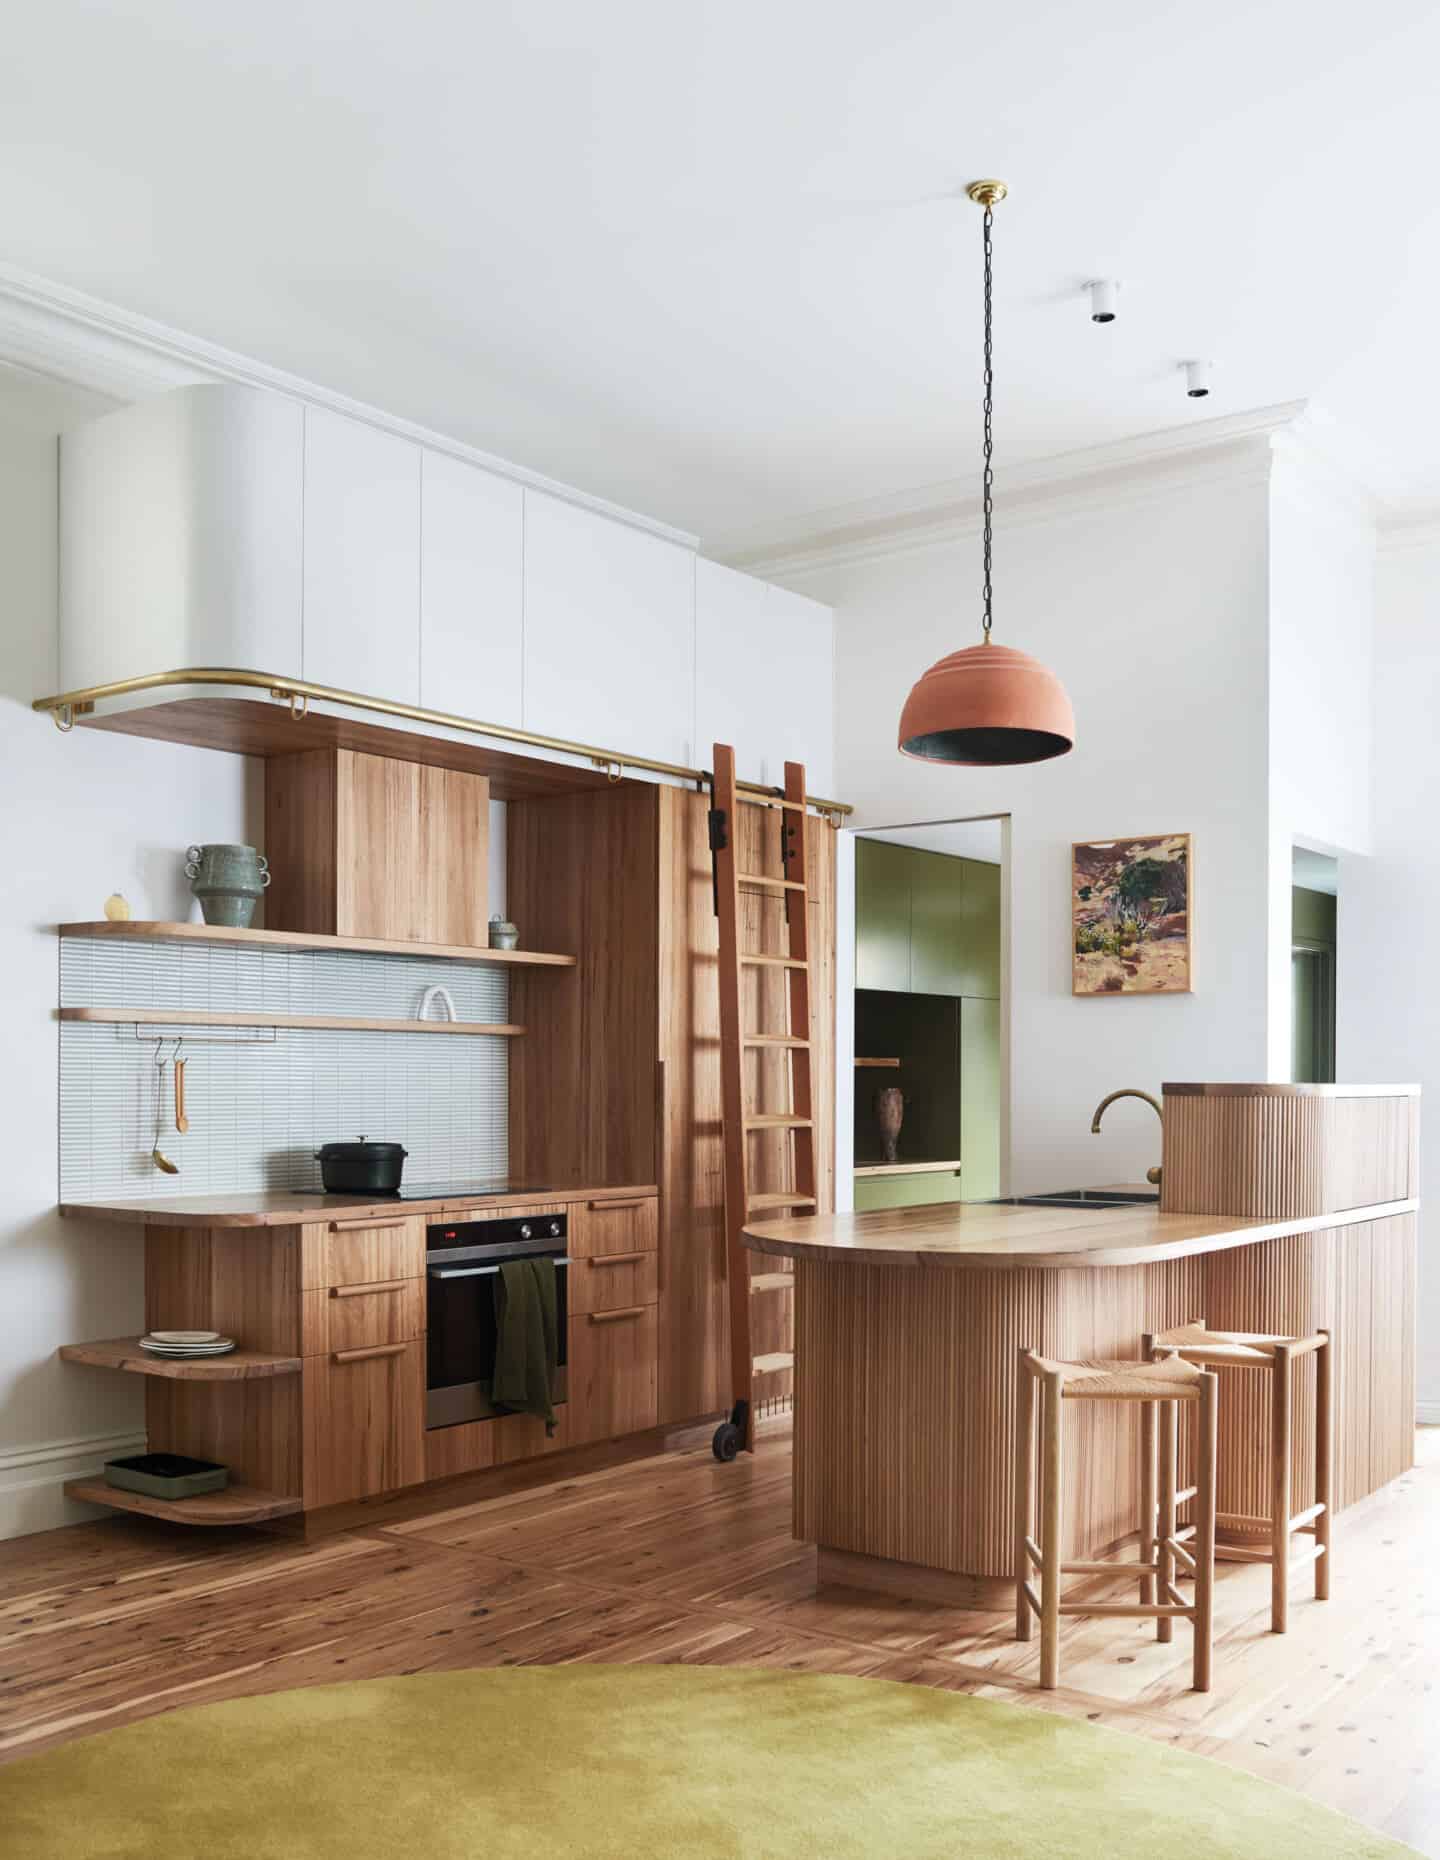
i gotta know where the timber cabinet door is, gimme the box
[303,1339,425,1508]
[568,1304,659,1445]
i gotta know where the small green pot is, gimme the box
[185,843,271,928]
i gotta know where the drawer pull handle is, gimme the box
[330,1279,407,1299]
[329,1217,406,1234]
[588,1252,647,1267]
[587,1306,646,1324]
[586,1198,649,1211]
[332,1343,408,1364]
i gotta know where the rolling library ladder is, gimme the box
[709,742,818,1460]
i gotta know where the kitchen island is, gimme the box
[744,1082,1419,1605]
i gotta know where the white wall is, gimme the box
[0,406,258,1538]
[1340,530,1439,1415]
[797,466,1274,1195]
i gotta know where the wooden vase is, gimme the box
[874,1086,905,1165]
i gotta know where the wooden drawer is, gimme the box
[568,1302,658,1445]
[425,1417,499,1482]
[568,1196,657,1259]
[303,1214,425,1289]
[302,1276,423,1356]
[568,1248,659,1315]
[302,1338,424,1508]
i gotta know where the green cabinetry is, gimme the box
[855,838,913,992]
[959,996,1001,1201]
[855,1170,966,1211]
[856,840,1000,1000]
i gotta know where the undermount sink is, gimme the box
[988,1187,1160,1211]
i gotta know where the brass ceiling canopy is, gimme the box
[898,180,1076,768]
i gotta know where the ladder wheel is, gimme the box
[712,1421,741,1463]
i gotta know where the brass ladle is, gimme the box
[152,1045,179,1174]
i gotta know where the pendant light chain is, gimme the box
[981,203,995,643]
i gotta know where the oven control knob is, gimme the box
[518,1223,533,1240]
[548,1220,562,1238]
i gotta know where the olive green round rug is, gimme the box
[0,1666,1414,1859]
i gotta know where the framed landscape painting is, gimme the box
[1072,833,1192,996]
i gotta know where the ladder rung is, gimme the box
[753,1351,795,1374]
[747,1192,817,1211]
[745,1115,813,1130]
[744,1034,810,1048]
[738,873,806,892]
[749,1272,795,1294]
[740,954,807,970]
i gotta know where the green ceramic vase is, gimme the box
[184,843,271,928]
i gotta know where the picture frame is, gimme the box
[1072,833,1193,996]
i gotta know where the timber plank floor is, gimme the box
[1,1422,1435,1856]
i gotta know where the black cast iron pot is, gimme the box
[314,1136,408,1194]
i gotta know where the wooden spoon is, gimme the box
[174,1057,189,1133]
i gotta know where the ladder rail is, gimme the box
[712,743,757,1435]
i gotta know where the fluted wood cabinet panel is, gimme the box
[1162,1087,1417,1218]
[792,1215,1414,1581]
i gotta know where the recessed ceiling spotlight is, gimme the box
[1183,359,1213,399]
[1087,280,1120,324]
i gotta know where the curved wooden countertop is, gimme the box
[59,1183,658,1228]
[743,1195,1418,1272]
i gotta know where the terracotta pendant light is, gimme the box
[898,181,1075,766]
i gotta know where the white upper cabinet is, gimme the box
[302,408,420,703]
[521,490,696,765]
[694,558,835,797]
[59,383,303,692]
[419,452,523,726]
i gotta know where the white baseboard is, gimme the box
[1417,1403,1440,1426]
[0,1429,147,1541]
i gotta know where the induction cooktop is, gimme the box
[390,1178,552,1202]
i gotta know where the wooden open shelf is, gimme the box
[855,1057,901,1068]
[64,1477,302,1526]
[854,1158,962,1178]
[58,1007,525,1037]
[60,1337,301,1381]
[58,920,577,968]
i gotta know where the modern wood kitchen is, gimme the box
[3,22,1438,1852]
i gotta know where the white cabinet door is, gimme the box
[522,491,696,766]
[419,451,523,726]
[302,408,421,702]
[694,559,835,796]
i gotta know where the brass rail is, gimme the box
[32,666,853,817]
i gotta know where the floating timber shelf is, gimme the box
[63,1477,302,1526]
[58,921,576,968]
[853,1159,962,1178]
[57,1007,525,1037]
[59,1337,301,1381]
[854,1057,901,1068]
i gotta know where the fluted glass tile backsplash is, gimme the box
[59,937,510,1199]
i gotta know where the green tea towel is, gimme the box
[491,1257,559,1434]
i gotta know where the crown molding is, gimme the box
[0,260,699,550]
[710,401,1310,580]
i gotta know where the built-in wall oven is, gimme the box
[426,1213,569,1429]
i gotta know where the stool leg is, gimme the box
[1014,1352,1036,1642]
[1271,1342,1293,1634]
[1139,1400,1157,1608]
[1157,1397,1177,1645]
[1040,1371,1064,1690]
[1315,1330,1332,1602]
[1193,1373,1217,1693]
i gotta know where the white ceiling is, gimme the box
[3,2,1439,541]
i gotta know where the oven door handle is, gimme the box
[428,1256,570,1281]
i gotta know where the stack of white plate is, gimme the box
[138,1330,237,1359]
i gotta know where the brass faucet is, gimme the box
[1090,1089,1164,1188]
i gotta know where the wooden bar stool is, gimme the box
[1144,1320,1332,1633]
[1014,1348,1218,1693]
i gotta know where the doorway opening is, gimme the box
[843,816,1008,1212]
[1292,847,1337,1084]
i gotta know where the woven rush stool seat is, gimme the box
[1014,1347,1218,1693]
[1145,1317,1333,1633]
